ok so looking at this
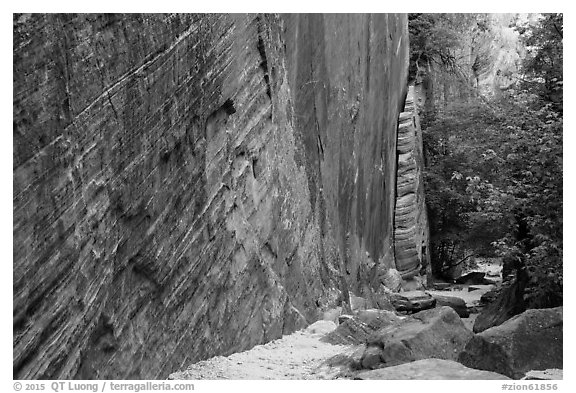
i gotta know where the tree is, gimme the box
[415,14,562,307]
[469,92,562,307]
[514,14,563,111]
[422,101,507,277]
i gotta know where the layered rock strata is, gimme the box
[393,86,430,279]
[13,13,410,379]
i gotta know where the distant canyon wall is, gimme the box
[13,13,418,379]
[414,14,523,117]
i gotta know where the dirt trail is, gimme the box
[169,262,501,380]
[169,321,355,380]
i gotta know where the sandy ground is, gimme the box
[169,296,482,380]
[169,320,355,380]
[170,261,502,380]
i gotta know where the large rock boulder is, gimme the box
[459,307,563,379]
[356,358,510,380]
[480,286,501,304]
[432,282,452,291]
[390,290,436,313]
[474,271,528,333]
[304,320,337,336]
[429,293,470,318]
[360,306,473,369]
[356,309,402,330]
[322,310,401,345]
[323,318,372,345]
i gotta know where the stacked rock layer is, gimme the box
[394,86,431,278]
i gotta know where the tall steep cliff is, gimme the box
[13,13,411,379]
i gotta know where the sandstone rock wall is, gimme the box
[394,87,430,279]
[283,14,409,293]
[13,13,409,379]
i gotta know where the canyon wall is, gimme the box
[13,13,410,379]
[282,14,410,295]
[413,14,523,120]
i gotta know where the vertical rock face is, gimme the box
[283,14,410,292]
[394,87,430,279]
[13,13,409,379]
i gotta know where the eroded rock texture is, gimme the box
[394,87,430,279]
[13,14,410,379]
[361,306,473,369]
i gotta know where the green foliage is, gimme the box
[408,13,495,84]
[423,102,507,276]
[514,14,563,110]
[472,94,562,307]
[416,14,562,306]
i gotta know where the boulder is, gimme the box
[459,307,563,379]
[323,310,401,345]
[356,358,511,380]
[429,293,470,318]
[432,282,452,291]
[360,306,473,369]
[473,272,528,333]
[321,343,367,374]
[522,369,563,380]
[304,320,337,336]
[323,318,372,345]
[467,306,480,314]
[349,344,367,370]
[356,309,402,330]
[480,286,501,304]
[390,291,436,313]
[361,346,384,370]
